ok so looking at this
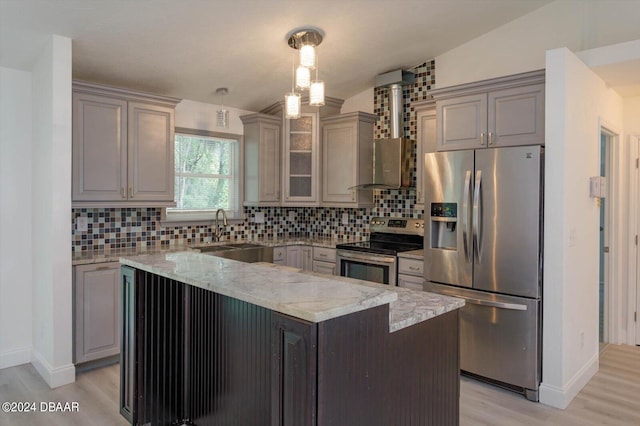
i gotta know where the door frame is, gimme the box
[630,134,640,346]
[599,130,612,344]
[598,121,625,345]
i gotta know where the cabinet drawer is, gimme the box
[398,274,424,291]
[273,246,286,262]
[313,247,336,262]
[312,260,336,276]
[398,258,424,276]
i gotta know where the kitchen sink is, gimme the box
[193,243,273,263]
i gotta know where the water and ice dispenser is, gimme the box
[429,203,457,250]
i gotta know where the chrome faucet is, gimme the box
[213,208,228,241]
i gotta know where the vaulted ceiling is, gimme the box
[0,0,553,111]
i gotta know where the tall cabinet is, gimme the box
[72,81,180,207]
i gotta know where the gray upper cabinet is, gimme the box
[72,81,180,207]
[241,113,281,206]
[431,70,545,151]
[320,112,378,207]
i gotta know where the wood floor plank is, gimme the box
[0,344,638,425]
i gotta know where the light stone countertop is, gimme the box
[73,236,354,265]
[120,250,464,331]
[120,251,397,323]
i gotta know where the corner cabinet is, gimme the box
[431,70,544,151]
[320,112,378,207]
[241,113,281,206]
[74,262,121,364]
[261,97,344,207]
[414,100,436,210]
[72,81,180,207]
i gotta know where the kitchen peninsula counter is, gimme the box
[119,251,462,426]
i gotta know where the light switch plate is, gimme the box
[341,212,349,225]
[254,212,265,223]
[76,216,88,232]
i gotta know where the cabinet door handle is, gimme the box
[409,266,420,271]
[488,131,494,145]
[480,132,485,146]
[95,266,111,271]
[121,187,126,199]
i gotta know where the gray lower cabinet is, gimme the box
[286,245,312,270]
[74,262,121,364]
[397,257,424,291]
[312,246,337,275]
[72,80,180,207]
[273,246,287,265]
[432,70,545,151]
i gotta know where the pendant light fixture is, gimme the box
[285,27,325,117]
[215,87,229,128]
[285,52,301,119]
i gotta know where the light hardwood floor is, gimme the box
[0,344,638,425]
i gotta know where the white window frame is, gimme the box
[163,127,244,225]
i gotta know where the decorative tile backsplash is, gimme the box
[71,59,436,253]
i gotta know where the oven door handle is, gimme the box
[337,251,397,264]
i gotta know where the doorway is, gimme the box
[599,131,611,345]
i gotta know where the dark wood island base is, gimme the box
[121,266,459,426]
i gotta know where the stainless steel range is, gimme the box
[336,217,424,286]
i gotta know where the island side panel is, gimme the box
[317,307,460,426]
[132,270,273,426]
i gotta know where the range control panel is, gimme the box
[369,217,424,236]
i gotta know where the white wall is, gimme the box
[30,34,74,388]
[624,97,640,135]
[175,99,255,135]
[542,47,624,408]
[0,66,33,369]
[435,0,640,89]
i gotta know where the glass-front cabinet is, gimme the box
[283,113,318,204]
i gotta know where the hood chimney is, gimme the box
[375,69,415,139]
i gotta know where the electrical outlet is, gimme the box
[76,216,88,232]
[288,210,296,221]
[254,212,265,223]
[341,212,349,225]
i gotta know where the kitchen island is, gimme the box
[119,251,464,426]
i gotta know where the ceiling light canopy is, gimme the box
[284,27,326,117]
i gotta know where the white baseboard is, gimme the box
[539,352,599,409]
[0,347,32,369]
[31,350,76,388]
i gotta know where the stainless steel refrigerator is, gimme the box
[423,145,543,401]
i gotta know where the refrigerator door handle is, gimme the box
[462,170,472,263]
[464,296,528,311]
[473,170,483,263]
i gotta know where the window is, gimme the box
[165,129,242,222]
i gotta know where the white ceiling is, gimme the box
[0,0,554,111]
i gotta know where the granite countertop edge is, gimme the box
[120,251,398,324]
[73,237,355,265]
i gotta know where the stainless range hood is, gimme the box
[353,69,415,190]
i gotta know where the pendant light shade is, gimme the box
[285,92,301,119]
[299,44,316,68]
[215,87,229,128]
[309,80,325,106]
[295,65,310,90]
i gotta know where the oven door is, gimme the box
[336,250,397,286]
